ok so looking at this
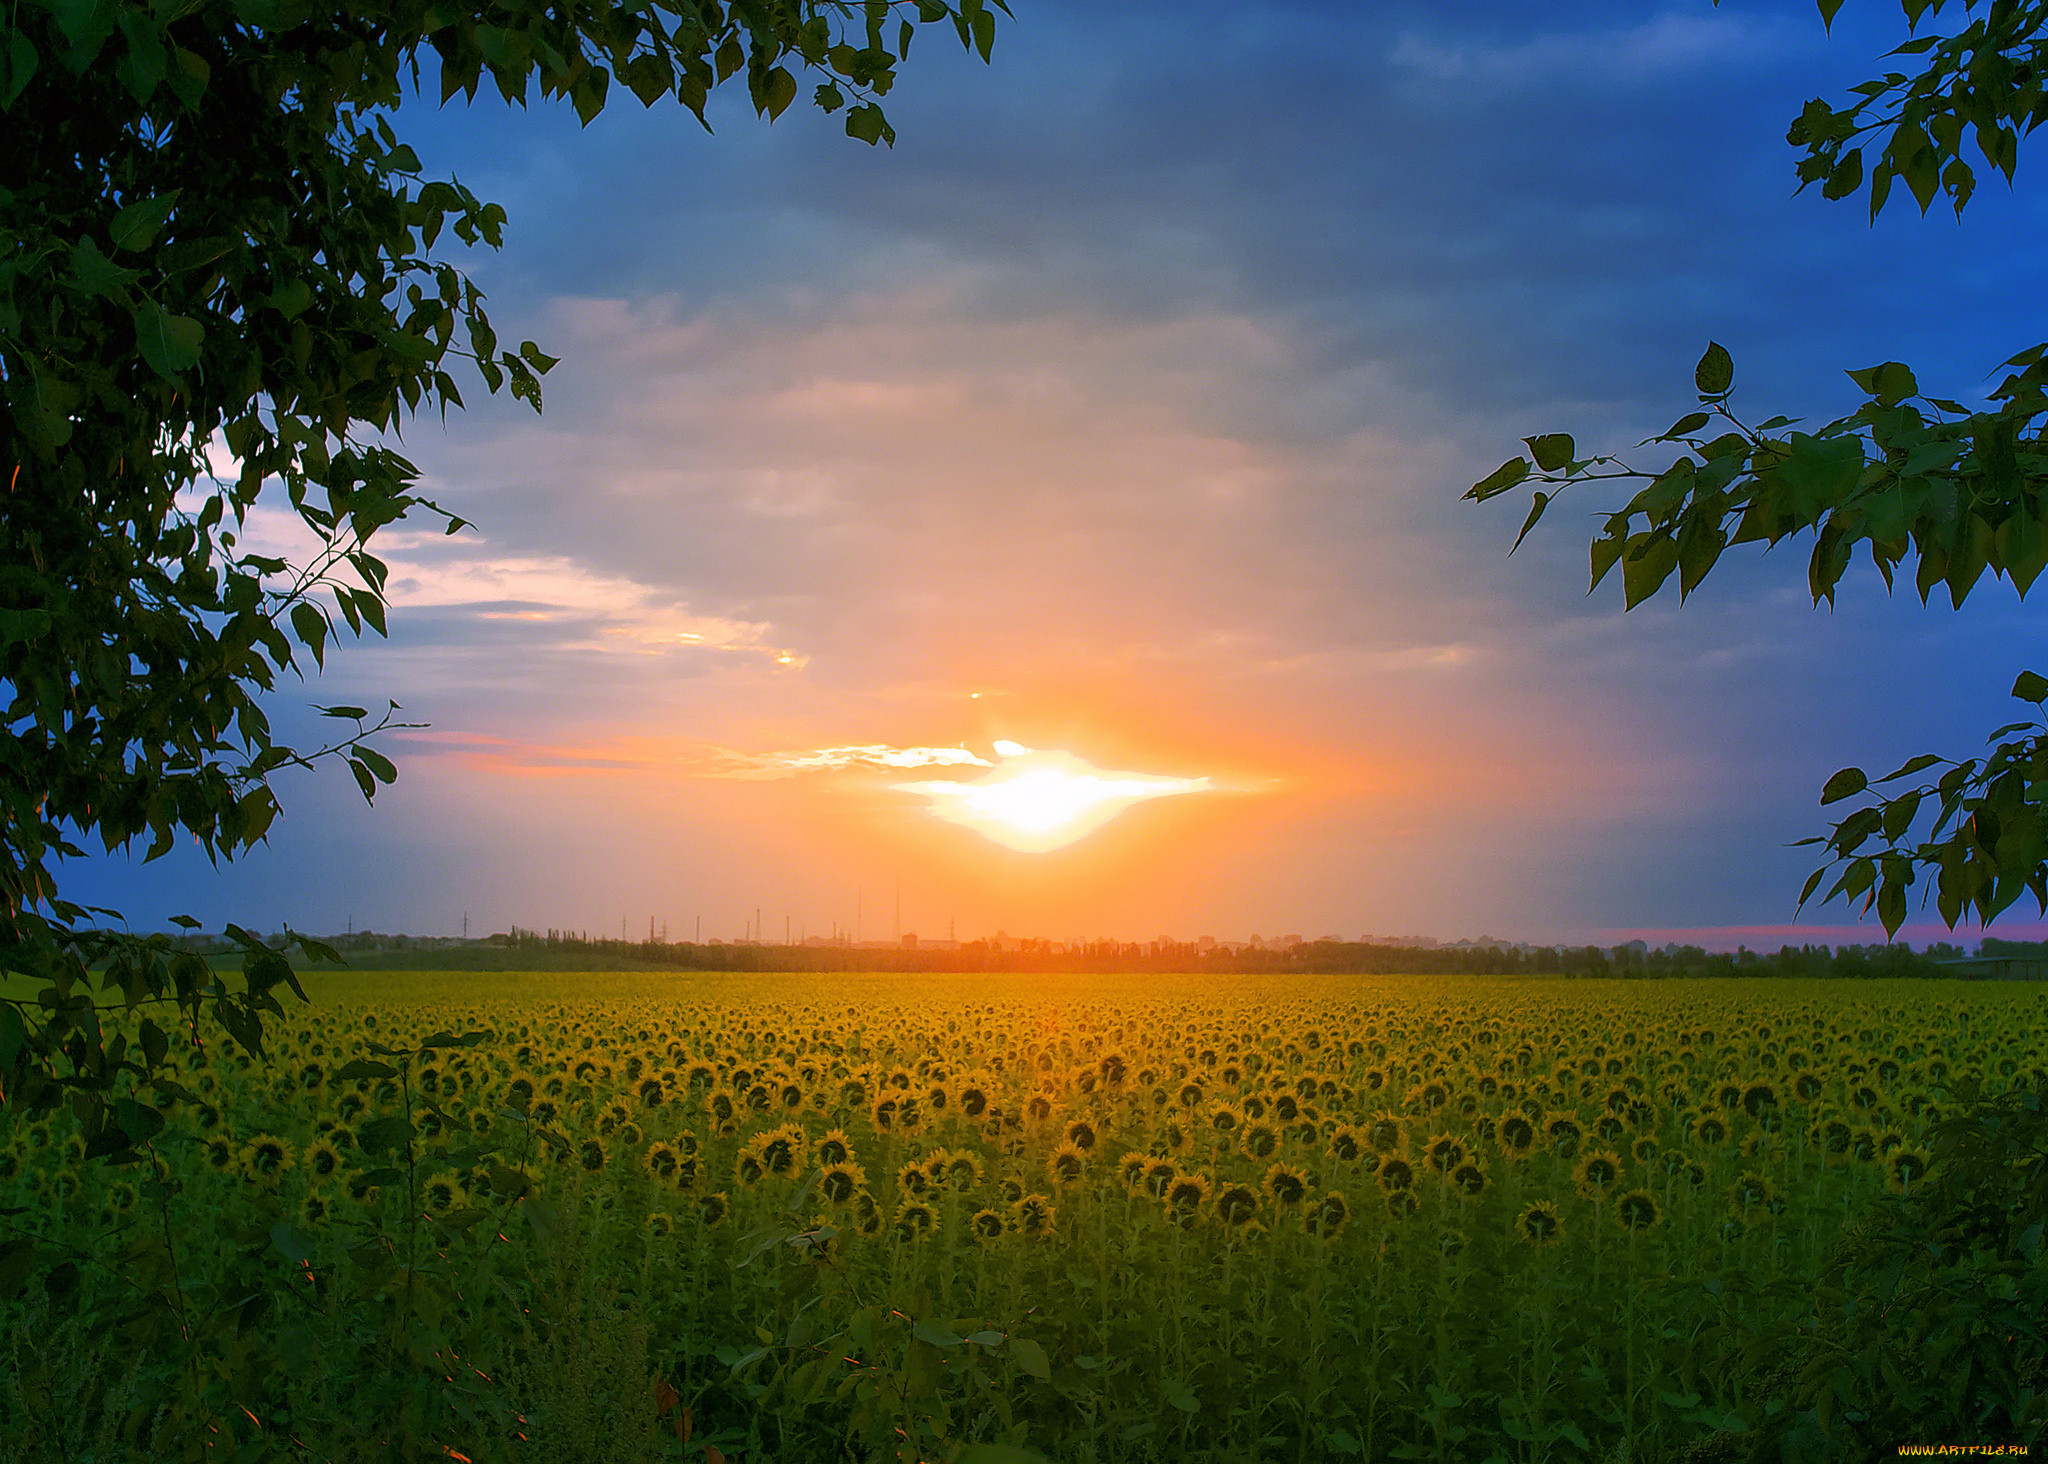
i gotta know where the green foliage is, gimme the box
[1706,1073,2048,1457]
[1469,0,2048,936]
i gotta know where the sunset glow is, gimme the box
[895,744,1214,852]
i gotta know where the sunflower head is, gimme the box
[578,1138,609,1174]
[421,1173,468,1215]
[970,1206,1008,1244]
[1614,1187,1662,1233]
[897,1159,932,1197]
[1516,1200,1563,1247]
[1062,1118,1098,1153]
[892,1201,937,1242]
[1424,1133,1467,1173]
[699,1190,730,1227]
[1496,1113,1536,1155]
[1046,1140,1087,1186]
[1012,1192,1057,1239]
[819,1161,868,1205]
[1572,1149,1623,1199]
[1303,1188,1350,1239]
[1263,1162,1309,1207]
[1376,1157,1416,1192]
[1886,1145,1933,1193]
[1449,1161,1488,1197]
[643,1140,680,1181]
[240,1135,294,1185]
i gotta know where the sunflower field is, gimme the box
[1,970,2041,1463]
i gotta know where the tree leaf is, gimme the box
[1523,434,1575,472]
[1466,457,1531,502]
[2013,671,2048,704]
[1008,1336,1051,1380]
[1694,341,1734,397]
[1820,767,1869,805]
[133,301,203,380]
[110,190,181,252]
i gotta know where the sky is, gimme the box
[69,0,2048,949]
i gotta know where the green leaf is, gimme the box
[1820,767,1869,805]
[109,190,180,252]
[1694,341,1734,397]
[133,301,203,380]
[2013,671,2048,704]
[1466,457,1530,502]
[0,609,52,646]
[913,1318,964,1348]
[1162,1375,1198,1412]
[333,1058,397,1080]
[1662,411,1711,439]
[1523,433,1575,472]
[1009,1336,1051,1381]
[1510,492,1550,555]
[0,1003,25,1070]
[2,30,38,110]
[69,236,140,299]
[955,1448,1050,1464]
[758,64,797,119]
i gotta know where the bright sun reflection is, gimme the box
[894,744,1212,852]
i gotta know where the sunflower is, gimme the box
[1208,1102,1243,1135]
[1141,1158,1180,1198]
[645,1210,676,1239]
[942,1149,985,1193]
[1449,1161,1488,1197]
[1613,1187,1662,1233]
[1061,1118,1099,1153]
[1327,1125,1364,1163]
[1376,1156,1416,1193]
[1572,1149,1623,1199]
[203,1137,237,1174]
[820,1160,868,1205]
[1253,1161,1304,1207]
[1691,1114,1728,1147]
[301,1137,344,1184]
[748,1125,803,1179]
[1727,1170,1776,1216]
[1240,1120,1281,1161]
[1886,1145,1933,1194]
[421,1173,468,1215]
[1385,1187,1422,1219]
[1303,1189,1350,1239]
[1496,1113,1537,1156]
[1210,1182,1259,1227]
[969,1206,1009,1244]
[1543,1113,1583,1154]
[897,1159,932,1197]
[1013,1193,1057,1238]
[1516,1199,1563,1247]
[240,1134,294,1185]
[577,1138,609,1174]
[1163,1172,1211,1226]
[637,1139,677,1182]
[699,1190,731,1228]
[1046,1140,1087,1186]
[813,1128,855,1167]
[1364,1113,1403,1154]
[298,1190,332,1227]
[1424,1133,1468,1173]
[1630,1135,1659,1165]
[996,1175,1025,1205]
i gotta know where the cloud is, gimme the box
[1388,12,1805,88]
[705,743,995,779]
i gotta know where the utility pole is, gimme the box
[755,906,761,944]
[461,911,467,940]
[785,914,791,945]
[856,886,862,945]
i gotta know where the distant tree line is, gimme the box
[262,928,1986,979]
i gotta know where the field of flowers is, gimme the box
[2,971,2041,1463]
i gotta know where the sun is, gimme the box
[894,743,1212,852]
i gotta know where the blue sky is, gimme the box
[70,0,2048,948]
